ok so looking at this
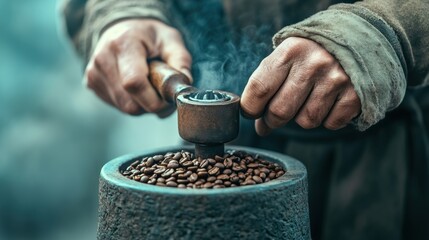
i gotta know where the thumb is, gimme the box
[160,36,193,84]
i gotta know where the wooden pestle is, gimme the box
[148,60,196,104]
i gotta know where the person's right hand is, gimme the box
[85,19,192,116]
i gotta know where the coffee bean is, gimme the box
[208,158,217,165]
[217,174,230,181]
[177,178,189,184]
[252,176,263,183]
[214,162,225,169]
[157,178,165,183]
[199,159,209,168]
[214,180,223,185]
[207,176,216,182]
[166,177,176,182]
[182,161,193,167]
[172,152,182,160]
[197,171,208,178]
[208,167,220,176]
[153,155,164,161]
[166,181,178,187]
[276,171,285,178]
[161,168,174,178]
[248,163,259,168]
[154,167,166,174]
[123,150,286,189]
[140,176,149,183]
[189,173,198,183]
[223,158,233,168]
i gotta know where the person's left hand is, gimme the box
[241,37,361,136]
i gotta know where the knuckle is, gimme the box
[121,102,142,115]
[267,106,289,127]
[324,116,348,130]
[295,115,320,129]
[240,100,260,118]
[122,75,145,92]
[85,68,99,89]
[93,53,109,69]
[309,50,335,67]
[247,75,271,99]
[145,101,163,113]
[329,68,349,86]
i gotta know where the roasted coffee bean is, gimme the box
[167,160,179,169]
[248,163,259,168]
[217,174,230,181]
[214,162,225,169]
[166,177,176,182]
[177,179,189,184]
[207,176,217,182]
[252,176,263,183]
[154,167,166,174]
[276,171,285,178]
[199,159,209,168]
[172,152,182,160]
[140,176,149,183]
[166,181,178,187]
[122,150,286,189]
[157,178,166,183]
[161,168,174,178]
[188,166,198,171]
[189,173,198,183]
[182,161,193,167]
[208,167,220,176]
[197,171,208,178]
[223,158,233,168]
[208,158,217,165]
[214,180,223,185]
[153,155,164,161]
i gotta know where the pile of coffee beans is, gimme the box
[121,150,285,189]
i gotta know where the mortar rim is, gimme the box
[100,145,306,196]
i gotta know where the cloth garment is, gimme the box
[61,0,429,239]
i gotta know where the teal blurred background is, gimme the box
[0,0,180,239]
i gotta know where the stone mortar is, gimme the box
[98,146,310,240]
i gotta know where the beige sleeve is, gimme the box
[62,0,171,64]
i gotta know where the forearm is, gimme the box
[62,0,171,63]
[272,1,429,130]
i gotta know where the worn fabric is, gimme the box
[61,0,429,239]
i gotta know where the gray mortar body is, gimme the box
[98,146,310,240]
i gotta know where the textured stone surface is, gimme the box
[98,146,310,240]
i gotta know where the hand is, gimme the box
[85,19,192,116]
[241,37,361,136]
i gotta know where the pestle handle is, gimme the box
[148,60,195,104]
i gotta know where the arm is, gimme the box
[241,0,429,132]
[61,0,192,116]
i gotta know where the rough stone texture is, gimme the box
[98,146,310,240]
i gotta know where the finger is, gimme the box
[84,64,114,106]
[93,46,145,115]
[294,80,342,129]
[255,118,272,136]
[261,63,316,129]
[116,40,167,113]
[323,88,361,130]
[160,32,193,83]
[241,44,295,119]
